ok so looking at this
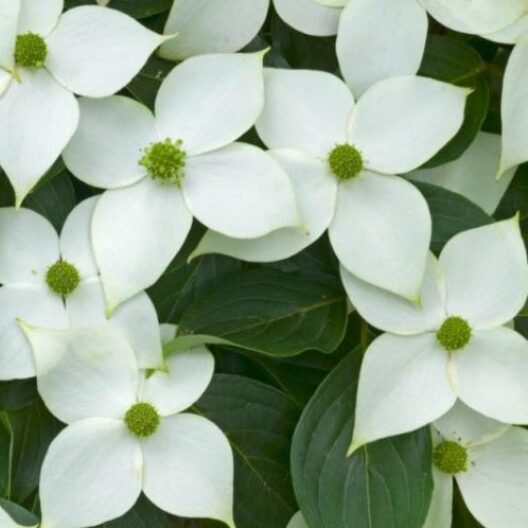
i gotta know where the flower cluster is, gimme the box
[2,1,528,528]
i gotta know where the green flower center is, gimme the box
[139,139,186,185]
[124,402,160,437]
[15,33,48,68]
[45,260,80,297]
[328,143,364,181]
[433,440,468,474]
[436,316,472,351]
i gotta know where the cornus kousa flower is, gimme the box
[63,52,300,313]
[195,68,469,301]
[424,402,528,528]
[21,326,235,528]
[0,197,163,380]
[272,0,528,97]
[342,217,528,455]
[0,0,171,207]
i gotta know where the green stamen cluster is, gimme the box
[139,138,186,185]
[45,260,81,297]
[15,33,48,68]
[433,440,468,474]
[328,143,364,181]
[124,402,160,437]
[436,316,472,351]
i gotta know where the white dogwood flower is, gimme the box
[0,197,163,380]
[273,0,526,97]
[195,69,468,301]
[424,402,528,528]
[63,52,300,312]
[342,217,528,455]
[21,326,234,528]
[0,0,172,206]
[410,132,516,215]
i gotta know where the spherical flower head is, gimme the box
[436,316,472,352]
[125,402,160,437]
[15,33,48,68]
[139,138,186,185]
[433,440,468,474]
[328,143,364,181]
[46,260,81,297]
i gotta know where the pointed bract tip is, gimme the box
[255,47,271,58]
[16,318,33,333]
[105,304,116,319]
[160,32,178,43]
[347,437,366,458]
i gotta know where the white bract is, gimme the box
[424,402,528,528]
[343,218,528,454]
[22,326,234,528]
[160,0,270,60]
[0,197,163,380]
[63,52,300,313]
[196,68,468,301]
[0,0,171,206]
[410,132,516,215]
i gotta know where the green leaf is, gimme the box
[97,495,168,528]
[24,171,77,232]
[177,269,348,357]
[291,350,433,528]
[65,0,172,19]
[0,499,39,526]
[0,381,38,412]
[414,182,493,253]
[419,35,489,167]
[194,375,300,528]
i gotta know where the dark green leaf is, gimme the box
[65,0,172,19]
[414,182,493,253]
[194,375,299,528]
[177,269,348,357]
[0,380,38,412]
[291,350,433,528]
[420,35,489,167]
[97,495,168,528]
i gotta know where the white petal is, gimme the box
[60,196,99,279]
[349,76,469,174]
[410,132,516,215]
[422,468,453,528]
[419,0,528,34]
[18,0,62,36]
[0,0,20,71]
[63,96,158,189]
[340,253,445,334]
[453,327,528,425]
[0,70,12,97]
[337,0,427,97]
[439,217,528,329]
[329,172,431,301]
[0,207,59,286]
[0,286,67,380]
[349,332,456,454]
[93,178,193,311]
[256,68,354,156]
[190,149,337,261]
[287,512,309,528]
[21,326,139,423]
[273,0,340,36]
[316,0,348,5]
[183,143,300,238]
[160,0,269,60]
[434,401,510,447]
[499,38,528,177]
[0,504,37,528]
[457,427,528,528]
[46,6,168,97]
[141,346,214,416]
[66,280,164,370]
[155,52,264,156]
[40,418,142,528]
[0,69,79,205]
[143,413,234,527]
[485,15,528,45]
